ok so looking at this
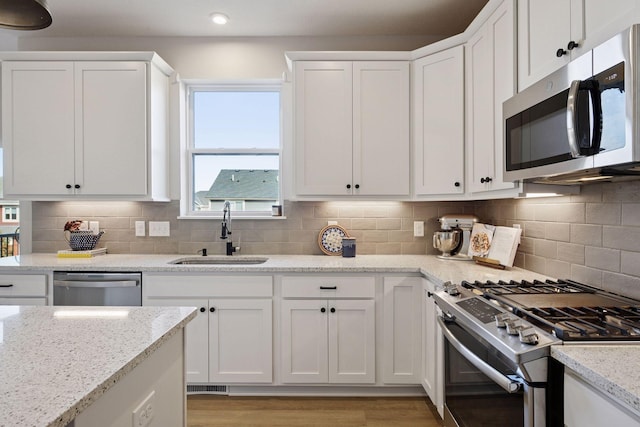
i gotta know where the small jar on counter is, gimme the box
[342,238,356,257]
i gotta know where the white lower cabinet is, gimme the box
[280,275,376,384]
[422,279,444,417]
[143,274,273,384]
[382,276,422,384]
[0,274,48,305]
[564,370,640,426]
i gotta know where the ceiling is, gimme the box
[7,0,489,38]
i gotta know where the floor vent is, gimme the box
[187,384,229,395]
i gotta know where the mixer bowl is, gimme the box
[433,230,461,257]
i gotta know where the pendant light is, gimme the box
[0,0,52,30]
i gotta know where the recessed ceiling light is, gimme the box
[210,13,229,25]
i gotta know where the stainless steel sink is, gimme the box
[169,256,268,265]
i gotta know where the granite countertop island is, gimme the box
[0,305,197,427]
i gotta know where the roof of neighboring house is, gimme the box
[193,191,210,208]
[206,169,279,200]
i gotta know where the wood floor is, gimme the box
[187,395,444,427]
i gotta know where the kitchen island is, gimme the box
[0,305,197,427]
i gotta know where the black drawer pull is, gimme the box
[199,307,206,312]
[320,286,337,290]
[0,284,14,288]
[330,307,336,313]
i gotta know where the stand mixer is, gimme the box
[433,214,478,260]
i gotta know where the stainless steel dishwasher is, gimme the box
[53,272,142,306]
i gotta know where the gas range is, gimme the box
[461,279,640,341]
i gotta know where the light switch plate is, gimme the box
[135,221,146,237]
[414,221,424,237]
[89,221,99,234]
[328,220,338,226]
[149,221,170,237]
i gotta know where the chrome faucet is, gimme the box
[220,201,239,255]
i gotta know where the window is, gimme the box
[185,82,282,218]
[3,206,18,222]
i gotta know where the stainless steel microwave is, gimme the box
[503,25,640,184]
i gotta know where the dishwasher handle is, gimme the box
[54,280,139,288]
[437,316,522,394]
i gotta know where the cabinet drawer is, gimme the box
[281,276,375,298]
[144,274,273,297]
[0,297,47,305]
[0,275,47,297]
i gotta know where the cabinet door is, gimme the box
[294,61,353,196]
[413,47,464,196]
[517,0,577,91]
[75,62,147,196]
[353,61,410,196]
[328,299,375,384]
[422,280,444,418]
[467,1,518,194]
[281,299,329,383]
[583,0,639,53]
[564,371,640,426]
[382,276,422,384]
[209,298,272,383]
[145,298,209,383]
[489,1,519,192]
[2,62,75,196]
[466,26,494,193]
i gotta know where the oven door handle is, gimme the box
[437,316,522,394]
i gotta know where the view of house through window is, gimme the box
[188,85,281,216]
[0,148,20,257]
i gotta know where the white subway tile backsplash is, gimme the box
[603,226,640,251]
[557,242,585,265]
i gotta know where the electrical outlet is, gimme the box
[149,221,170,237]
[89,221,99,234]
[135,221,146,237]
[132,390,155,427]
[414,221,424,237]
[328,220,338,226]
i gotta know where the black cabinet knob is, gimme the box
[74,184,80,189]
[567,40,579,50]
[66,184,72,189]
[346,184,351,189]
[480,177,493,184]
[321,307,326,313]
[330,307,336,313]
[556,48,567,57]
[200,307,206,312]
[480,177,485,183]
[210,307,215,312]
[454,181,460,187]
[354,184,360,189]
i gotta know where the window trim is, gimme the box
[2,205,19,223]
[182,80,283,219]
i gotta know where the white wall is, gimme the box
[17,35,440,78]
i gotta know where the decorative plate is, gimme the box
[318,224,350,256]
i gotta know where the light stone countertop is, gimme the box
[551,345,640,415]
[0,253,551,286]
[0,305,197,427]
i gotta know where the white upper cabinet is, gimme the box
[413,46,465,197]
[466,0,519,194]
[518,0,640,91]
[293,60,410,198]
[1,52,172,200]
